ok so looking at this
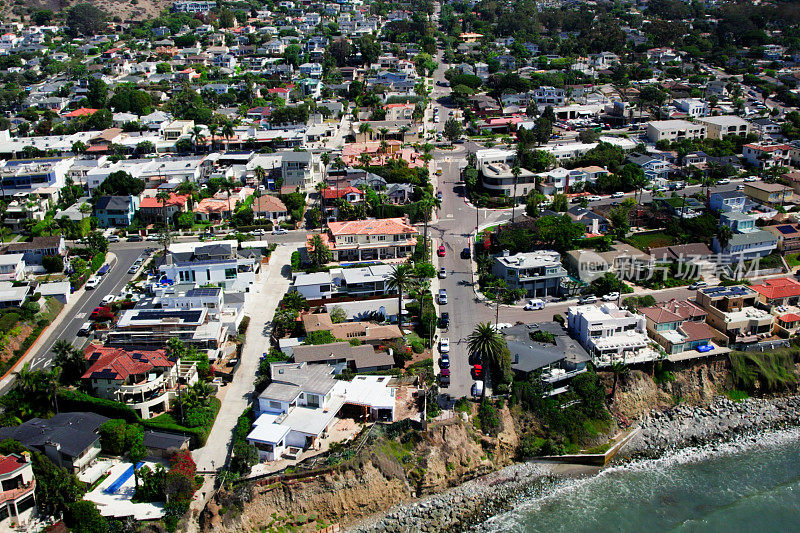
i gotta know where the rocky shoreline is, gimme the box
[348,394,800,533]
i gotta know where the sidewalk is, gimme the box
[0,251,117,393]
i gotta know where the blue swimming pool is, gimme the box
[103,462,144,494]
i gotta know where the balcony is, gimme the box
[0,480,35,505]
[117,372,169,395]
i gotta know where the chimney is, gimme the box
[502,249,510,257]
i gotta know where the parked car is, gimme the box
[90,306,114,321]
[736,184,745,190]
[437,245,446,257]
[472,365,483,378]
[523,299,545,310]
[587,195,602,202]
[272,227,289,235]
[689,281,708,290]
[744,176,758,182]
[611,192,625,198]
[436,190,443,200]
[101,294,116,306]
[439,312,450,328]
[251,228,267,236]
[85,277,100,290]
[438,267,447,279]
[602,292,620,301]
[438,289,448,304]
[128,235,143,242]
[78,322,93,336]
[471,381,484,397]
[145,234,160,241]
[579,294,597,304]
[439,338,450,353]
[439,374,450,386]
[128,265,140,274]
[107,235,120,243]
[717,178,731,185]
[440,368,450,377]
[439,356,450,369]
[461,247,471,259]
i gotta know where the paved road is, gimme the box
[26,243,147,372]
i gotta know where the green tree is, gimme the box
[467,323,512,389]
[308,234,332,267]
[66,3,107,36]
[443,117,463,142]
[52,340,85,386]
[387,264,413,331]
[94,170,144,197]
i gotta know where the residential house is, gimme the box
[479,161,536,199]
[491,250,568,297]
[281,151,321,191]
[566,206,610,234]
[0,453,36,527]
[720,212,758,234]
[138,193,190,225]
[309,218,418,262]
[502,323,590,396]
[640,299,718,356]
[674,98,708,117]
[0,412,109,474]
[697,116,750,140]
[627,153,672,182]
[385,183,414,204]
[109,307,227,351]
[709,190,747,213]
[0,255,25,281]
[82,345,198,419]
[292,271,335,300]
[567,303,650,365]
[159,240,259,292]
[743,182,793,206]
[565,243,652,283]
[94,195,140,228]
[162,119,194,141]
[750,277,800,308]
[646,120,706,143]
[3,236,65,267]
[302,312,402,346]
[750,118,782,137]
[765,223,800,253]
[291,342,394,373]
[252,195,288,222]
[695,285,774,346]
[712,229,777,262]
[742,143,792,169]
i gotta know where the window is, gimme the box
[225,268,237,279]
[269,401,282,410]
[307,393,320,407]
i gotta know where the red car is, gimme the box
[472,365,483,378]
[437,245,446,257]
[90,306,114,321]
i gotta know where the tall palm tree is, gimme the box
[207,124,218,151]
[379,140,389,154]
[511,166,521,221]
[320,152,331,185]
[315,181,329,230]
[358,121,373,141]
[333,156,346,171]
[467,323,506,395]
[387,263,412,331]
[379,126,389,142]
[609,362,629,400]
[156,190,172,229]
[190,126,203,152]
[253,165,266,192]
[222,121,235,149]
[358,151,372,168]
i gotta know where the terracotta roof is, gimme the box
[322,186,363,200]
[327,217,415,236]
[194,197,235,214]
[640,306,682,324]
[252,195,287,213]
[779,313,800,323]
[63,107,98,118]
[640,299,706,323]
[679,320,716,343]
[140,193,190,209]
[82,345,173,381]
[750,277,800,301]
[0,454,25,476]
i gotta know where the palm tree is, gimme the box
[177,180,198,211]
[358,121,373,141]
[222,121,235,149]
[379,140,389,155]
[79,202,92,221]
[467,323,506,395]
[308,234,332,266]
[387,264,413,331]
[253,165,266,193]
[207,124,218,151]
[156,190,172,230]
[190,126,203,152]
[609,362,629,400]
[320,152,331,185]
[717,224,733,251]
[315,181,329,230]
[511,166,521,221]
[358,151,372,168]
[333,156,346,171]
[51,340,85,385]
[379,126,389,142]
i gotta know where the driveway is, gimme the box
[192,244,294,472]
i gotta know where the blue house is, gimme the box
[709,190,747,213]
[95,196,140,227]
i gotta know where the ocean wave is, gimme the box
[478,426,800,533]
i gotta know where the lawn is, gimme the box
[626,232,675,251]
[786,254,800,268]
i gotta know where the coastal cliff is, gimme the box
[202,356,800,532]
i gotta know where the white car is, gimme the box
[602,292,620,301]
[272,227,288,235]
[439,338,450,353]
[611,192,625,198]
[523,299,545,310]
[101,294,115,306]
[85,277,100,290]
[587,195,602,202]
[251,229,267,236]
[145,234,160,241]
[107,235,120,243]
[744,176,758,182]
[717,178,731,185]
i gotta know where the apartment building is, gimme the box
[694,286,774,346]
[310,218,417,263]
[640,299,717,356]
[280,151,321,191]
[491,250,568,297]
[108,308,227,351]
[742,142,792,169]
[743,182,793,206]
[697,116,750,140]
[0,453,35,527]
[479,161,537,199]
[94,195,140,228]
[82,345,198,419]
[566,303,649,363]
[646,120,706,142]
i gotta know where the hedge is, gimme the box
[90,252,106,273]
[57,389,221,448]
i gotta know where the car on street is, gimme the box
[107,235,120,242]
[587,195,602,202]
[744,176,758,182]
[438,267,447,279]
[438,289,448,304]
[272,227,288,235]
[472,365,483,378]
[689,281,708,290]
[78,322,93,336]
[439,356,450,369]
[736,184,745,190]
[602,292,620,301]
[128,265,140,274]
[523,299,545,310]
[90,306,114,321]
[145,234,160,241]
[461,247,471,259]
[611,192,625,198]
[718,178,731,185]
[128,235,143,242]
[85,277,100,290]
[579,294,597,304]
[471,381,484,397]
[439,312,450,328]
[440,368,450,377]
[101,294,116,306]
[437,245,446,257]
[251,228,267,236]
[439,338,450,353]
[436,190,443,200]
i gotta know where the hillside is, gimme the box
[2,0,168,22]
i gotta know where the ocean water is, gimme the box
[479,429,800,533]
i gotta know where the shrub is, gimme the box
[237,315,250,335]
[42,255,64,273]
[477,399,501,436]
[729,351,798,392]
[290,251,301,271]
[0,312,19,332]
[552,313,565,325]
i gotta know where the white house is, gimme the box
[567,303,650,365]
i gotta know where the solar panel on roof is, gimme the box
[134,310,202,322]
[777,225,796,235]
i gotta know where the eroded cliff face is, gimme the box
[203,410,519,532]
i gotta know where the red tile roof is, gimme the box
[0,454,25,476]
[679,320,716,342]
[327,217,416,236]
[779,313,800,323]
[63,107,98,118]
[140,193,190,209]
[322,186,363,200]
[750,277,800,301]
[82,345,173,381]
[252,194,287,213]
